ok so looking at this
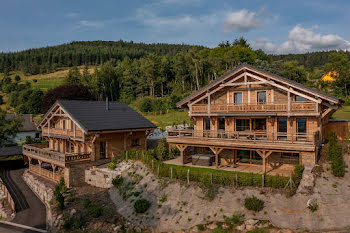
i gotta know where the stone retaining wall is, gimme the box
[22,170,55,230]
[85,163,132,188]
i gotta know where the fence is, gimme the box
[0,182,15,212]
[120,149,298,189]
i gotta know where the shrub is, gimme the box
[82,198,92,208]
[328,131,345,177]
[56,192,65,210]
[87,204,103,218]
[134,199,151,213]
[156,138,168,160]
[223,211,245,227]
[307,202,318,212]
[294,164,304,180]
[108,162,116,170]
[196,224,205,231]
[244,196,264,212]
[112,176,124,187]
[111,156,118,164]
[61,215,72,230]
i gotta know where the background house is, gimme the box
[5,114,39,144]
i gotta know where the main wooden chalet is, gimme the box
[167,64,343,173]
[23,100,155,186]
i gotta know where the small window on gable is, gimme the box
[257,91,266,104]
[233,92,242,105]
[295,96,306,102]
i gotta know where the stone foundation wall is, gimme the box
[22,170,55,230]
[85,163,132,188]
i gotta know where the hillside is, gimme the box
[0,40,204,75]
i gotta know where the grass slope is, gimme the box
[332,106,350,120]
[142,110,191,129]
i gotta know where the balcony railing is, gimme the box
[29,164,62,182]
[167,129,320,145]
[42,127,84,139]
[191,102,316,114]
[23,144,91,165]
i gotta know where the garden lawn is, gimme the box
[332,105,350,120]
[142,110,190,129]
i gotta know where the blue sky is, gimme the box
[1,0,350,54]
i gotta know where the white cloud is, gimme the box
[223,9,271,33]
[252,25,350,54]
[66,12,79,18]
[135,8,218,29]
[78,20,104,28]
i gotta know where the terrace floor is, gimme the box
[164,157,294,177]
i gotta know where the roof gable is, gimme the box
[177,63,343,108]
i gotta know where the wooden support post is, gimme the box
[52,164,56,181]
[209,147,223,168]
[175,144,188,165]
[38,160,42,175]
[208,95,211,115]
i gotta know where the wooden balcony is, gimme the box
[23,144,91,166]
[167,129,320,152]
[42,127,84,140]
[29,164,62,183]
[191,102,317,115]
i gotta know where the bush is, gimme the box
[87,204,103,218]
[244,196,264,212]
[54,177,67,210]
[108,162,116,170]
[155,138,168,161]
[294,164,304,180]
[56,192,65,210]
[111,156,118,164]
[82,198,92,208]
[134,199,151,213]
[223,211,245,226]
[112,176,124,187]
[328,131,345,177]
[307,202,318,212]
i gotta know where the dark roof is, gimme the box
[177,63,343,107]
[0,146,22,157]
[329,118,350,122]
[57,100,156,132]
[5,114,36,132]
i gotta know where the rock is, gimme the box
[297,166,315,194]
[70,208,77,216]
[113,226,121,232]
[246,224,256,231]
[206,223,217,230]
[307,198,317,208]
[235,224,245,231]
[245,219,259,226]
[222,223,229,229]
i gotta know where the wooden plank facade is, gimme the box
[167,64,343,173]
[22,100,155,186]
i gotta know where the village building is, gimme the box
[22,100,156,186]
[5,114,39,144]
[166,64,344,174]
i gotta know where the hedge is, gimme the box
[120,149,296,189]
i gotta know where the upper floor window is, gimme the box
[62,120,66,129]
[234,92,242,105]
[297,118,307,134]
[204,118,210,130]
[257,91,266,104]
[295,96,306,102]
[218,118,225,130]
[278,118,287,132]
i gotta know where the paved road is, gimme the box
[0,161,46,231]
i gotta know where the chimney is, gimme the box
[106,97,109,111]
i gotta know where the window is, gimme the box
[218,118,225,130]
[297,118,307,140]
[131,138,140,146]
[66,141,74,153]
[35,132,40,138]
[278,118,287,132]
[257,91,266,104]
[100,141,106,159]
[281,152,299,159]
[204,118,210,130]
[62,120,66,129]
[295,96,306,102]
[278,118,287,140]
[252,118,266,131]
[233,92,242,105]
[236,119,250,131]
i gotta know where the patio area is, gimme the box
[164,156,294,177]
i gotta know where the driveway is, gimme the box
[0,161,46,230]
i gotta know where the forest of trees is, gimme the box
[0,40,203,75]
[1,38,350,115]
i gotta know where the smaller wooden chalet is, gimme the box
[23,100,156,186]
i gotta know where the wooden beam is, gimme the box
[220,81,268,87]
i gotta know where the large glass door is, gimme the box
[100,141,106,159]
